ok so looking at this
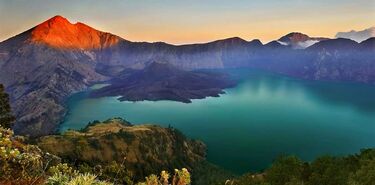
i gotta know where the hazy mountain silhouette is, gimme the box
[336,27,375,42]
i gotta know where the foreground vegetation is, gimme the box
[35,117,206,181]
[0,124,192,185]
[229,149,375,185]
[2,121,375,185]
[1,84,375,185]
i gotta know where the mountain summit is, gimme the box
[30,15,120,49]
[278,32,328,49]
[279,32,311,44]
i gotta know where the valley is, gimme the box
[0,16,374,137]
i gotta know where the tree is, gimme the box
[265,156,304,185]
[349,159,375,185]
[0,84,15,128]
[308,156,353,185]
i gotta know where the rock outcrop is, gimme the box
[36,118,206,179]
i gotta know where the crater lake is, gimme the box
[60,69,375,174]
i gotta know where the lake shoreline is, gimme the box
[60,69,375,174]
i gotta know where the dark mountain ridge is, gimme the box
[360,37,375,51]
[1,15,374,136]
[307,38,359,51]
[91,62,236,103]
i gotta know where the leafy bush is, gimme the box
[46,172,113,185]
[0,126,46,184]
[265,156,304,185]
[45,172,70,185]
[137,168,191,185]
[349,159,375,185]
[68,173,112,185]
[77,161,134,185]
[228,150,375,185]
[46,163,113,185]
[100,161,134,185]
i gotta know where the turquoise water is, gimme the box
[61,69,375,174]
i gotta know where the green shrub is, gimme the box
[265,156,304,185]
[100,161,133,185]
[48,163,79,177]
[0,126,46,184]
[349,159,375,185]
[68,173,112,185]
[45,172,70,185]
[46,163,113,185]
[137,168,191,185]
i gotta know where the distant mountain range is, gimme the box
[0,15,374,136]
[336,27,375,42]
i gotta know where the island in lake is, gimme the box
[90,62,236,103]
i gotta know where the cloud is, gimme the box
[296,40,320,49]
[336,27,375,42]
[277,40,320,49]
[277,41,288,46]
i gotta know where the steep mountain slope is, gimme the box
[0,16,109,136]
[95,36,263,71]
[303,38,374,81]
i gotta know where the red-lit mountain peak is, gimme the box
[30,15,120,49]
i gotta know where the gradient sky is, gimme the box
[0,0,374,44]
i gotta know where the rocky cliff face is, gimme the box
[95,37,261,71]
[0,15,374,136]
[306,38,375,82]
[36,118,206,179]
[0,42,107,135]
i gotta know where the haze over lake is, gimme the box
[61,69,375,174]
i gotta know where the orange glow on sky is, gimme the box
[0,0,374,44]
